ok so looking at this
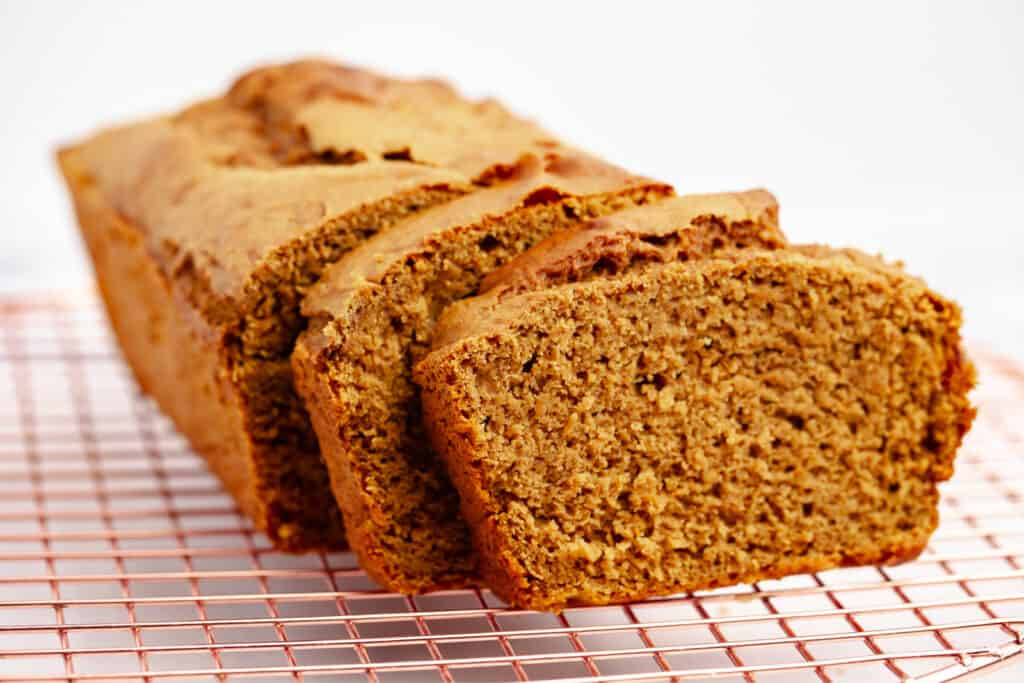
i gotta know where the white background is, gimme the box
[1,1,1022,355]
[0,4,1022,679]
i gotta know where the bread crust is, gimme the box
[58,147,264,528]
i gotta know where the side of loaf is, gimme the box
[415,247,975,610]
[60,150,264,519]
[58,59,596,550]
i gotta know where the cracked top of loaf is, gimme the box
[57,59,561,305]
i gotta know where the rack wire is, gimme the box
[0,294,1021,683]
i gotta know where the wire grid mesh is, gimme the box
[0,294,1021,683]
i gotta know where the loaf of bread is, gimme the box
[60,59,975,612]
[57,59,584,550]
[415,241,975,610]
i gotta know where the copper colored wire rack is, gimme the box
[0,294,1022,683]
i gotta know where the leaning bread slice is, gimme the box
[292,153,672,592]
[415,247,975,611]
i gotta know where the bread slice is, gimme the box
[58,59,584,550]
[291,154,676,591]
[415,246,975,610]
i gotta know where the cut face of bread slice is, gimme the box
[292,154,676,591]
[415,248,975,611]
[59,59,585,550]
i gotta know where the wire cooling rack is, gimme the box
[0,295,1021,683]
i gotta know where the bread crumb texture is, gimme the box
[416,248,975,611]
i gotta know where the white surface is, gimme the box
[1,1,1022,355]
[0,6,1022,679]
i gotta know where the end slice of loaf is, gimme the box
[415,248,975,611]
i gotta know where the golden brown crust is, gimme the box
[225,59,559,175]
[63,113,465,306]
[60,59,567,309]
[478,189,780,294]
[58,148,265,535]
